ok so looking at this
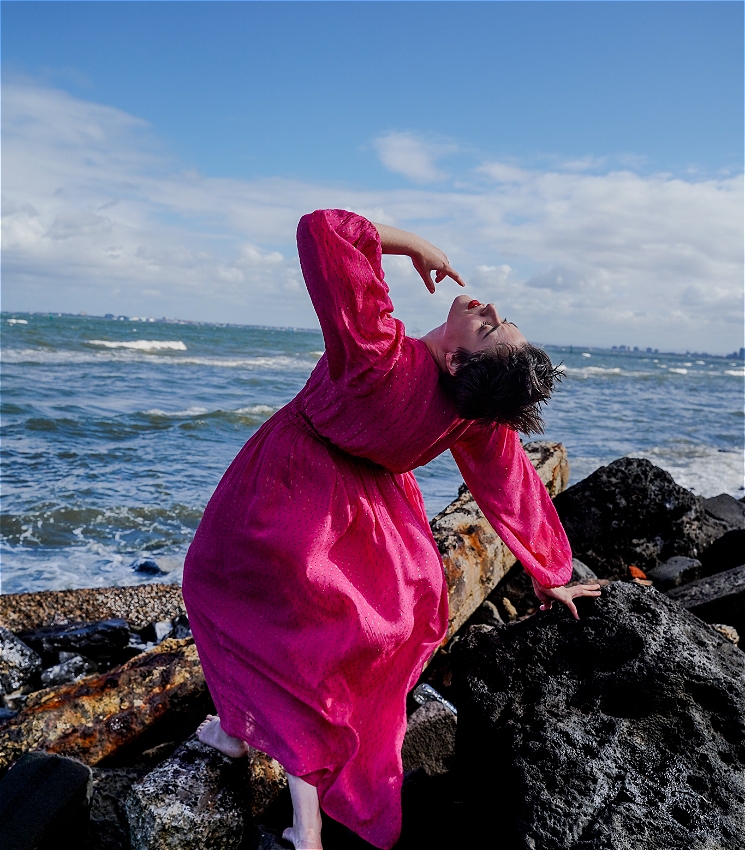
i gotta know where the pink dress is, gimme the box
[182,209,572,849]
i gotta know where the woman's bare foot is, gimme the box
[196,714,248,758]
[282,826,323,850]
[283,773,323,849]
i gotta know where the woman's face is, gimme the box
[444,294,527,354]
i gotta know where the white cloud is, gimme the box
[373,131,453,183]
[2,81,743,353]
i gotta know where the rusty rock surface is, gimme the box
[0,638,204,774]
[0,583,185,633]
[431,440,568,639]
[125,736,288,850]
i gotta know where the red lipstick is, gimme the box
[467,300,481,310]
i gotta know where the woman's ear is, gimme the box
[445,351,458,377]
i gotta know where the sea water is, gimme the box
[2,313,743,594]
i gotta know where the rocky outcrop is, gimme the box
[553,457,727,580]
[124,736,287,850]
[0,626,41,697]
[431,440,569,638]
[666,563,745,636]
[452,582,745,849]
[0,583,185,633]
[0,638,206,774]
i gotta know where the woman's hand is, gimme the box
[373,222,465,293]
[531,576,602,621]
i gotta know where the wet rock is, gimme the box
[431,440,569,639]
[647,556,702,591]
[138,620,174,645]
[18,618,130,667]
[666,563,745,636]
[0,626,41,696]
[132,557,166,576]
[171,614,191,640]
[702,493,745,530]
[699,528,745,576]
[39,654,98,688]
[0,751,92,850]
[402,700,457,776]
[0,583,186,634]
[452,582,745,849]
[125,736,288,850]
[0,638,205,774]
[553,457,726,580]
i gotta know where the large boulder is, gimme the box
[431,440,569,638]
[666,564,745,637]
[18,618,130,667]
[0,638,206,774]
[452,582,745,849]
[125,736,287,850]
[553,457,726,580]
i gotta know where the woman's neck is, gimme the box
[418,324,448,373]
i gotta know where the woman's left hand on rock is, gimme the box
[531,577,602,620]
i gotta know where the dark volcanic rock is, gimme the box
[18,618,130,666]
[0,626,41,696]
[647,556,702,591]
[553,457,726,579]
[666,564,745,636]
[699,528,745,576]
[702,494,745,530]
[452,582,745,850]
[402,700,457,776]
[0,752,92,850]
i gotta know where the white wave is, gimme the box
[626,446,745,499]
[6,318,28,324]
[581,352,591,358]
[565,366,622,378]
[86,339,187,351]
[668,367,688,375]
[234,404,275,416]
[724,368,745,377]
[144,406,209,418]
[168,355,314,371]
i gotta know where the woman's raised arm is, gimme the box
[372,222,466,293]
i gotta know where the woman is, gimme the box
[183,209,600,850]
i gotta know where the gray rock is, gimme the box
[702,493,745,529]
[402,700,457,776]
[0,626,41,696]
[570,557,598,583]
[646,556,702,591]
[89,767,148,850]
[125,736,246,850]
[452,582,745,849]
[39,654,98,688]
[666,563,745,636]
[125,735,287,850]
[553,457,727,579]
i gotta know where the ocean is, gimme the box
[2,312,743,595]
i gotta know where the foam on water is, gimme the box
[86,339,187,351]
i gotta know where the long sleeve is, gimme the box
[450,422,573,588]
[297,209,405,391]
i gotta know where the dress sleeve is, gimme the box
[297,209,404,386]
[450,422,573,588]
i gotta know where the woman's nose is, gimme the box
[482,303,501,323]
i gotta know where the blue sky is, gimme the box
[2,1,743,352]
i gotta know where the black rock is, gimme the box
[171,613,192,639]
[88,766,147,850]
[39,654,98,688]
[699,528,745,576]
[138,620,175,645]
[401,700,457,776]
[132,557,166,575]
[18,618,130,666]
[647,556,702,591]
[0,752,92,850]
[0,626,41,696]
[452,582,745,849]
[570,557,598,583]
[666,564,745,636]
[553,457,726,579]
[702,494,745,530]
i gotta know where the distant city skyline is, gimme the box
[2,2,743,353]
